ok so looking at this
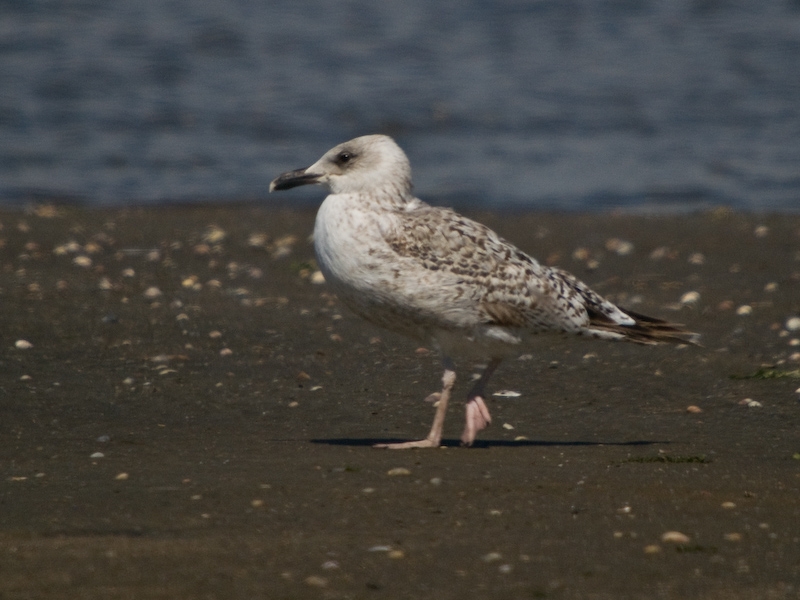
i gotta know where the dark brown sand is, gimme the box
[1,205,799,599]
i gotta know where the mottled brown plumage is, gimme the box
[270,134,697,448]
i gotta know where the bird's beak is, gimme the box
[269,168,322,192]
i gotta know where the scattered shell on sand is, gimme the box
[72,256,92,268]
[202,226,227,244]
[572,247,590,261]
[143,287,162,299]
[121,268,135,278]
[661,531,690,543]
[15,340,33,350]
[644,545,662,554]
[310,270,326,284]
[271,234,298,259]
[717,300,734,311]
[54,241,81,255]
[786,317,800,331]
[686,405,703,413]
[764,282,779,293]
[680,291,700,305]
[721,501,736,509]
[387,467,411,476]
[247,233,269,248]
[304,576,328,588]
[739,398,762,408]
[688,253,705,265]
[724,533,743,542]
[482,552,503,563]
[736,305,753,316]
[493,390,521,398]
[114,472,129,481]
[502,423,515,430]
[754,225,769,238]
[219,348,233,357]
[649,246,673,260]
[605,238,634,255]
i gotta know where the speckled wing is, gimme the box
[384,204,627,335]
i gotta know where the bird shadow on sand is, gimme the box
[311,438,669,449]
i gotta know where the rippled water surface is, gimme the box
[1,0,799,211]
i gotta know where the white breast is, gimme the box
[314,193,393,292]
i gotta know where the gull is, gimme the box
[270,135,696,449]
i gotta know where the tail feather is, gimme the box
[586,307,700,346]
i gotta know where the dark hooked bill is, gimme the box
[269,168,320,192]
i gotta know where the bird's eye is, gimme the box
[336,151,353,165]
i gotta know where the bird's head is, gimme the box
[269,134,412,198]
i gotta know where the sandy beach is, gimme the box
[1,205,798,599]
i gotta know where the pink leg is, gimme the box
[460,358,502,446]
[375,359,457,450]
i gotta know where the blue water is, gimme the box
[1,0,799,212]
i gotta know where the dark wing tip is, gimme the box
[590,306,701,346]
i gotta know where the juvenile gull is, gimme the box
[270,135,696,449]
